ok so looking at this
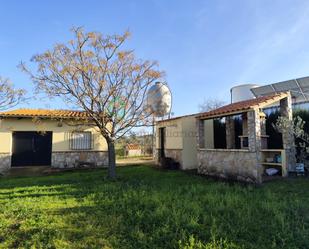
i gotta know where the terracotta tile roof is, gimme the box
[126,144,141,150]
[196,92,288,119]
[0,109,89,119]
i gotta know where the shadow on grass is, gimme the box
[0,166,308,249]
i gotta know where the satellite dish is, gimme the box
[146,82,172,117]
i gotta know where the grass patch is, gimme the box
[116,155,152,160]
[0,166,308,249]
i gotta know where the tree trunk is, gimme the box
[107,140,116,179]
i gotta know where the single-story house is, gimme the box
[0,109,108,173]
[156,92,296,183]
[126,144,142,156]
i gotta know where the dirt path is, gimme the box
[116,156,155,166]
[2,157,155,177]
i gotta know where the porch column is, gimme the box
[242,113,248,135]
[248,109,263,183]
[247,109,261,152]
[226,116,235,149]
[280,93,296,173]
[197,119,205,149]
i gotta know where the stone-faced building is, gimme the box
[0,109,108,173]
[196,92,295,183]
[156,92,296,183]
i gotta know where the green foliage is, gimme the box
[0,166,308,249]
[294,109,309,133]
[267,109,309,149]
[293,109,309,145]
[115,147,125,157]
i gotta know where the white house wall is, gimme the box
[156,116,198,170]
[181,116,198,169]
[156,119,183,150]
[0,118,108,172]
[0,118,107,153]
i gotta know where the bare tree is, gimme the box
[21,27,164,178]
[0,77,25,111]
[198,98,225,112]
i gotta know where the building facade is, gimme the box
[155,92,297,183]
[0,109,108,173]
[155,114,198,170]
[196,92,295,183]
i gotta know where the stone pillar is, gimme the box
[242,113,248,135]
[247,109,263,183]
[247,110,261,152]
[280,94,296,172]
[0,153,11,175]
[197,119,205,149]
[226,116,235,149]
[240,113,249,149]
[258,112,266,135]
[260,112,268,149]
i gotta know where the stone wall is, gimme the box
[165,149,183,168]
[197,149,261,183]
[280,95,297,171]
[155,149,183,168]
[52,151,108,168]
[0,153,11,174]
[154,150,159,165]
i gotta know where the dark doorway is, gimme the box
[11,131,53,167]
[159,127,165,159]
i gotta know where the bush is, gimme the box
[115,147,125,157]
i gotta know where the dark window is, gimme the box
[266,111,283,149]
[213,118,226,149]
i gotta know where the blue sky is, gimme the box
[1,0,309,116]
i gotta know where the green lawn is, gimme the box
[0,166,308,249]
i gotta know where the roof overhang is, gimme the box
[196,92,289,120]
[197,109,254,120]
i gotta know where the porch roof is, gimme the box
[196,92,289,120]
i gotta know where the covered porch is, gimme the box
[196,92,296,183]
